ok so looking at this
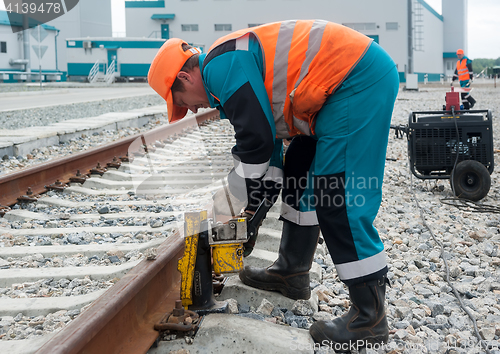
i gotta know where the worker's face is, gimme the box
[457,53,464,60]
[172,71,210,113]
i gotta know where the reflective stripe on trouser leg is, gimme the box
[280,135,319,226]
[312,66,399,286]
[460,92,470,109]
[459,80,474,107]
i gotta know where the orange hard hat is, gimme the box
[456,49,464,55]
[148,38,201,122]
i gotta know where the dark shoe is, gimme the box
[309,276,390,352]
[243,236,257,257]
[469,96,476,109]
[241,211,262,257]
[239,220,320,300]
[239,266,311,300]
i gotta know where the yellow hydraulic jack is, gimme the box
[177,199,272,315]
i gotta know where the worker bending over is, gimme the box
[148,20,399,350]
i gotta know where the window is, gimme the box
[367,35,379,44]
[386,22,398,30]
[248,23,263,28]
[215,24,232,31]
[447,61,452,70]
[181,24,199,31]
[0,42,6,53]
[342,23,376,31]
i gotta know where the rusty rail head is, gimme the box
[0,109,219,207]
[36,231,185,354]
[31,109,219,354]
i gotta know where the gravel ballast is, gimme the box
[217,83,500,354]
[0,82,499,353]
[0,94,165,130]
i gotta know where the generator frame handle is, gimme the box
[408,109,492,124]
[409,162,452,180]
[407,109,493,180]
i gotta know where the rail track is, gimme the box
[2,86,499,354]
[0,109,253,353]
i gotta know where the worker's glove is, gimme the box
[239,210,263,257]
[212,178,247,219]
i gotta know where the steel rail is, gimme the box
[35,230,185,354]
[33,110,222,353]
[0,109,219,207]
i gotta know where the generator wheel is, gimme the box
[450,160,491,201]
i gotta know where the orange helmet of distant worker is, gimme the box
[456,49,464,55]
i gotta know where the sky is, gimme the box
[2,0,499,59]
[111,0,126,37]
[425,0,500,59]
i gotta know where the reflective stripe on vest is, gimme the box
[456,59,470,81]
[208,20,372,138]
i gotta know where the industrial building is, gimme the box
[0,11,61,82]
[45,0,113,75]
[65,37,165,82]
[124,0,468,82]
[1,0,468,83]
[0,0,112,82]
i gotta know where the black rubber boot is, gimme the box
[309,276,390,352]
[241,211,263,257]
[461,93,470,110]
[468,96,476,109]
[243,231,258,257]
[239,221,320,300]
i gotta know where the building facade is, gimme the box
[124,0,467,82]
[0,0,112,82]
[0,11,61,82]
[65,37,165,80]
[45,0,113,73]
[442,0,468,78]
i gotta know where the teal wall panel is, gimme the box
[399,72,443,83]
[125,1,164,8]
[367,35,379,44]
[68,63,94,76]
[67,40,164,49]
[120,63,151,77]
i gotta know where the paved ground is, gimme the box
[0,85,156,112]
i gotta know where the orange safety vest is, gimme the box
[456,59,470,81]
[208,20,372,137]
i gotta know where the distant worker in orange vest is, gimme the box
[148,20,399,350]
[452,48,476,109]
